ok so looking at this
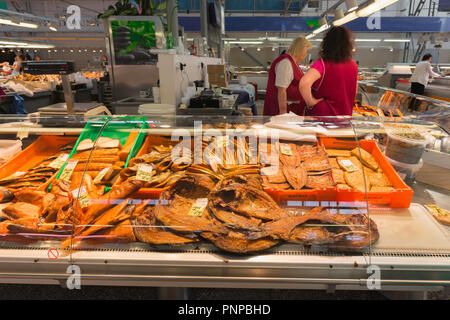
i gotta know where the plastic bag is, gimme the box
[0,140,22,166]
[10,94,28,114]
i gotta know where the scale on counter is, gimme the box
[21,61,111,119]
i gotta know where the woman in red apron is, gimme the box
[264,37,312,116]
[299,26,358,117]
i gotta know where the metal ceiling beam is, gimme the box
[284,0,294,15]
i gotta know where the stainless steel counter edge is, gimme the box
[0,248,448,289]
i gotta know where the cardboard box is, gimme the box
[207,64,228,87]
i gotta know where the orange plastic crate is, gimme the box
[0,135,78,191]
[318,137,413,208]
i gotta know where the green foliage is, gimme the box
[111,20,157,52]
[99,0,178,33]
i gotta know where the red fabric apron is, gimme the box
[307,58,358,117]
[263,54,306,116]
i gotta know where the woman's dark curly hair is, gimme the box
[320,26,354,63]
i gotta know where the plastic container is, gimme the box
[385,155,423,187]
[53,116,147,190]
[0,136,77,191]
[385,130,427,164]
[317,138,414,208]
[138,103,176,115]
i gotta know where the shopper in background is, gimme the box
[11,55,24,76]
[299,26,358,116]
[264,36,312,116]
[409,54,441,111]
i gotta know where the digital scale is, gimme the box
[21,61,111,118]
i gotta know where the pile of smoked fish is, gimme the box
[327,148,394,192]
[0,135,383,254]
[0,143,74,191]
[68,137,127,190]
[0,171,379,254]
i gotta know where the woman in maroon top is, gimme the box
[264,37,312,116]
[299,26,358,116]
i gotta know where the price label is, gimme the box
[136,164,153,182]
[94,166,111,184]
[1,171,26,181]
[71,186,90,208]
[280,144,293,156]
[60,160,78,181]
[16,129,29,140]
[188,198,208,217]
[338,159,359,172]
[48,153,69,169]
[216,135,230,147]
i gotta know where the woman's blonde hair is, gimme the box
[287,36,312,57]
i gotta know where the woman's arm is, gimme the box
[427,63,441,78]
[299,68,323,108]
[277,87,288,114]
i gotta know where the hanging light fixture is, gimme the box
[345,0,358,12]
[48,22,57,31]
[358,0,399,17]
[0,17,38,29]
[313,17,329,35]
[333,8,359,26]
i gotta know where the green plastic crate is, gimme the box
[51,116,148,191]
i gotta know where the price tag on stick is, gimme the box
[71,186,90,208]
[48,154,69,169]
[60,160,78,181]
[280,144,293,156]
[188,198,208,217]
[136,164,153,182]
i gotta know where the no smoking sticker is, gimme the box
[48,248,59,260]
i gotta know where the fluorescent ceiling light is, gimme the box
[384,39,410,42]
[335,8,345,20]
[305,34,315,40]
[0,40,28,46]
[357,0,399,17]
[345,0,359,12]
[333,11,358,26]
[312,24,329,35]
[229,41,264,44]
[355,38,382,42]
[48,22,57,31]
[0,17,38,28]
[312,17,329,35]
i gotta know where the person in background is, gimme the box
[21,49,31,61]
[299,26,358,116]
[35,55,41,61]
[409,53,441,111]
[264,36,312,116]
[11,55,24,76]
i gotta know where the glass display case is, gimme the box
[0,114,447,293]
[357,81,450,132]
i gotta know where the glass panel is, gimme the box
[357,81,450,132]
[0,114,448,270]
[351,116,450,260]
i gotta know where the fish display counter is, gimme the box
[0,114,447,296]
